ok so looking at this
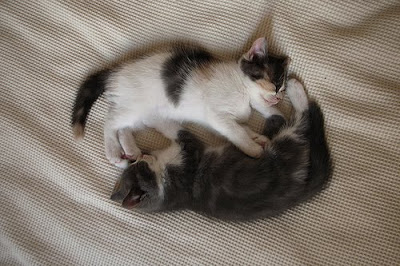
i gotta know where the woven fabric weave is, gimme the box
[1,1,399,265]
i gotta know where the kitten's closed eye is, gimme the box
[251,74,264,80]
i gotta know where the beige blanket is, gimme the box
[1,1,399,265]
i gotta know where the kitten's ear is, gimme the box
[110,173,144,209]
[122,188,145,209]
[110,179,130,203]
[245,37,267,61]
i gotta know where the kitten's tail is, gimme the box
[71,69,111,139]
[303,101,332,199]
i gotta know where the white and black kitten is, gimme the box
[110,79,332,221]
[72,38,289,167]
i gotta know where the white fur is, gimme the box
[102,51,282,167]
[138,142,183,199]
[286,79,308,113]
[274,78,309,143]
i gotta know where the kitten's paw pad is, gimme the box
[108,155,129,168]
[121,154,131,160]
[114,160,129,169]
[121,152,142,162]
[107,155,129,168]
[252,135,270,148]
[121,146,142,160]
[106,144,129,168]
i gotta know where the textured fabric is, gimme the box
[1,0,400,265]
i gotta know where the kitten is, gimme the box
[71,38,289,168]
[110,79,332,221]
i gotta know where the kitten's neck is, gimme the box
[151,143,183,171]
[226,61,260,95]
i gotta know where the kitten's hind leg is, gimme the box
[286,78,308,112]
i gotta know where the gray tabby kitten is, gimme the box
[111,79,332,221]
[72,38,289,168]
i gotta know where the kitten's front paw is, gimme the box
[114,152,142,169]
[107,154,129,169]
[252,134,270,148]
[106,142,136,169]
[244,143,264,158]
[121,150,142,162]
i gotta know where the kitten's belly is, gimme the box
[162,103,251,129]
[164,104,207,123]
[233,105,252,122]
[159,88,252,127]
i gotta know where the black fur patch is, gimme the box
[162,47,215,105]
[263,115,286,138]
[111,160,159,209]
[240,54,267,81]
[266,55,288,92]
[240,54,288,91]
[71,69,110,127]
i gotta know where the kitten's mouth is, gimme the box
[263,97,280,105]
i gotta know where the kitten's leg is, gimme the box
[286,78,308,113]
[118,128,142,159]
[104,122,128,168]
[243,125,270,147]
[104,113,143,168]
[209,117,263,158]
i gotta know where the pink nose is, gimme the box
[271,95,281,101]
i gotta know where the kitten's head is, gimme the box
[110,155,163,212]
[111,131,204,213]
[239,37,290,106]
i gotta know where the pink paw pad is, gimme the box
[258,141,267,148]
[121,154,137,160]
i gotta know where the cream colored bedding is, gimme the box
[1,1,399,265]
